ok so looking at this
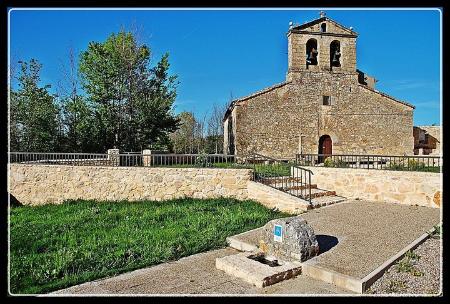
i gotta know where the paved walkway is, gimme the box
[51,200,440,295]
[229,200,440,278]
[51,248,351,295]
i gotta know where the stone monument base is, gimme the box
[215,251,302,288]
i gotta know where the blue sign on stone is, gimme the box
[274,224,283,242]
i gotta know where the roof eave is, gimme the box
[358,84,415,109]
[223,81,290,122]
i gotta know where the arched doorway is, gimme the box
[318,135,332,163]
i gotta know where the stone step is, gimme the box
[259,177,307,185]
[286,188,337,200]
[310,195,347,208]
[280,184,318,191]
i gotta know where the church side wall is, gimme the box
[233,73,414,158]
[234,84,301,159]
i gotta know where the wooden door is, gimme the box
[318,135,332,163]
[323,136,332,156]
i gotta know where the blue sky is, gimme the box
[9,8,441,126]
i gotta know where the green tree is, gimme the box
[170,111,197,153]
[57,47,98,152]
[206,102,227,154]
[10,59,60,152]
[79,29,179,152]
[60,96,98,152]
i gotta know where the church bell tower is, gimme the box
[287,12,358,80]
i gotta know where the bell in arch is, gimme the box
[307,48,318,65]
[332,49,341,66]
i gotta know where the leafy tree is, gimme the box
[60,96,98,152]
[79,29,179,152]
[206,102,227,154]
[56,47,98,152]
[10,59,60,152]
[170,111,196,153]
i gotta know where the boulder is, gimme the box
[259,216,319,262]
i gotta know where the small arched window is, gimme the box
[321,23,326,32]
[330,40,341,69]
[306,38,318,67]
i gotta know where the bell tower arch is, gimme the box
[287,12,358,79]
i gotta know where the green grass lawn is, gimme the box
[10,198,289,294]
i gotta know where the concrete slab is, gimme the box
[216,251,302,287]
[225,199,440,293]
[226,226,262,252]
[228,200,439,279]
[300,200,440,279]
[51,247,351,295]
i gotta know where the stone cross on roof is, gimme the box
[319,11,326,18]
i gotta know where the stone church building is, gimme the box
[223,13,415,159]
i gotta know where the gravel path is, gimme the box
[366,237,441,295]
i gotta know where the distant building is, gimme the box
[413,126,441,156]
[223,13,415,159]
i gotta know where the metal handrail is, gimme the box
[248,153,313,205]
[296,153,442,172]
[8,152,237,168]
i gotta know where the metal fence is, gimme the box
[296,153,442,172]
[9,152,237,168]
[247,153,313,205]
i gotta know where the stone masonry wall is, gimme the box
[306,167,442,208]
[9,164,252,206]
[225,16,414,159]
[287,29,357,76]
[234,73,414,158]
[247,181,309,214]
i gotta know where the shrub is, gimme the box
[323,157,348,168]
[334,159,349,168]
[408,159,426,170]
[429,224,442,239]
[395,250,423,276]
[388,280,407,292]
[195,151,211,167]
[323,157,334,167]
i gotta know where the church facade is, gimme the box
[223,13,415,159]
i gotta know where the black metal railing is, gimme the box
[296,153,442,173]
[246,153,313,205]
[8,152,237,168]
[9,152,112,166]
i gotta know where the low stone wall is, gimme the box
[300,167,442,208]
[247,181,309,214]
[9,164,252,206]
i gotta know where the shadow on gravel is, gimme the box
[316,235,339,254]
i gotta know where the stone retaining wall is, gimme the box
[9,164,252,206]
[303,167,442,208]
[247,181,309,214]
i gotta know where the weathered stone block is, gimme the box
[259,216,319,262]
[215,251,302,288]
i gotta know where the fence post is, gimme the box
[142,149,151,167]
[107,149,120,166]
